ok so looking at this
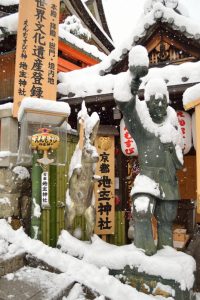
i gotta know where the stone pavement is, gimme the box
[0,276,52,300]
[0,254,103,300]
[0,253,72,300]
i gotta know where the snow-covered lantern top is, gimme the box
[17,98,71,166]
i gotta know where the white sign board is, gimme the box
[41,172,49,206]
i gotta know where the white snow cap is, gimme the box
[18,97,71,121]
[183,83,200,107]
[144,78,169,102]
[144,0,189,17]
[164,0,178,9]
[128,45,149,68]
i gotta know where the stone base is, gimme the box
[110,266,196,300]
[0,253,26,277]
[0,193,20,218]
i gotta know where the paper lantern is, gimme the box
[176,111,192,154]
[120,119,138,156]
[31,128,60,151]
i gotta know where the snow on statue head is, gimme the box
[144,78,169,103]
[144,78,169,123]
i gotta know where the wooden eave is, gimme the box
[58,38,101,64]
[95,0,112,39]
[84,0,112,39]
[141,22,200,60]
[67,0,114,52]
[106,21,200,75]
[0,4,18,15]
[58,82,199,107]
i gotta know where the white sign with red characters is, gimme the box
[176,111,192,155]
[120,119,138,156]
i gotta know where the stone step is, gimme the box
[0,252,25,277]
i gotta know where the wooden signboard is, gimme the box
[13,0,60,117]
[95,136,115,235]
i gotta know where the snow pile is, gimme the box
[141,61,200,88]
[134,195,151,213]
[144,78,169,102]
[0,220,159,300]
[12,166,30,180]
[0,197,10,205]
[58,58,200,99]
[0,13,18,35]
[4,266,75,299]
[131,175,160,198]
[183,83,200,107]
[0,102,13,110]
[58,230,196,291]
[18,97,71,122]
[128,45,149,68]
[0,0,18,5]
[61,15,91,41]
[0,239,8,255]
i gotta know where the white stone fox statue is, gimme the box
[65,102,100,239]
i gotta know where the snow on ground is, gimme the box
[58,230,195,291]
[0,219,163,300]
[0,219,193,299]
[3,266,75,299]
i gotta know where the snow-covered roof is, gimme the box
[183,82,200,107]
[18,97,71,122]
[0,12,106,61]
[59,24,106,61]
[57,1,200,99]
[57,58,200,99]
[0,0,18,6]
[0,219,196,298]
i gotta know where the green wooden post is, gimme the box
[49,164,57,247]
[31,151,42,240]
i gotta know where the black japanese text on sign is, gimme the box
[95,136,115,235]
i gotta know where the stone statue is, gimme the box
[114,46,183,255]
[65,102,100,239]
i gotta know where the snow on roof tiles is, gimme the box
[0,12,106,61]
[57,2,200,99]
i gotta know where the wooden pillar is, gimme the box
[195,104,200,213]
[184,98,200,214]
